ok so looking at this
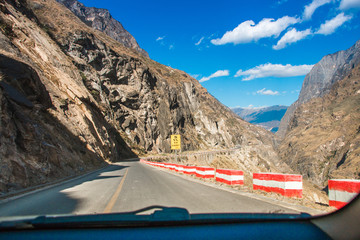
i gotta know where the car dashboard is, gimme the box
[1,196,360,240]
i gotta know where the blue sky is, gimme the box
[80,0,360,108]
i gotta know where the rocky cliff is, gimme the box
[277,40,360,139]
[56,0,148,57]
[0,0,281,194]
[278,62,360,187]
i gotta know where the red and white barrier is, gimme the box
[183,166,196,175]
[166,163,175,171]
[253,173,302,198]
[162,163,171,169]
[175,164,184,173]
[328,179,360,209]
[141,160,307,200]
[195,167,215,179]
[216,169,244,185]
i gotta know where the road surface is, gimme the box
[0,160,300,216]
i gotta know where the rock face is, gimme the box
[277,40,360,139]
[0,0,281,194]
[278,61,360,187]
[56,0,149,57]
[232,105,288,133]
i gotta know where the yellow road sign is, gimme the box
[171,135,181,150]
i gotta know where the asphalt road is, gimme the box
[0,160,300,216]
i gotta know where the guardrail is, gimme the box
[142,159,304,199]
[216,169,244,185]
[141,148,238,163]
[141,159,360,206]
[253,173,303,198]
[328,179,360,209]
[195,167,215,178]
[183,166,196,175]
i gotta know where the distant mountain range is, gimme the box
[232,105,288,133]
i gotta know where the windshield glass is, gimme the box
[0,0,359,221]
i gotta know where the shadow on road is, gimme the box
[0,164,129,216]
[92,175,124,180]
[117,158,140,162]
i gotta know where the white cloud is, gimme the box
[243,105,267,109]
[339,0,360,10]
[230,105,268,109]
[156,36,165,41]
[235,63,314,81]
[195,37,205,46]
[276,0,289,6]
[211,16,299,45]
[190,74,200,79]
[273,28,312,50]
[156,36,175,50]
[303,0,332,20]
[199,70,230,82]
[316,13,352,35]
[256,88,280,96]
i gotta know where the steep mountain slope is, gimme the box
[56,0,148,57]
[0,0,281,194]
[232,105,288,132]
[278,63,360,187]
[277,40,360,139]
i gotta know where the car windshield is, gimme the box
[0,0,359,222]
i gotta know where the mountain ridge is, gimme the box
[277,40,360,139]
[56,0,149,57]
[278,62,360,187]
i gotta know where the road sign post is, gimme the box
[171,135,181,162]
[171,135,181,150]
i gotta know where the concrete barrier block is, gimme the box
[195,167,215,178]
[216,169,244,185]
[183,166,196,175]
[253,173,302,198]
[328,179,360,209]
